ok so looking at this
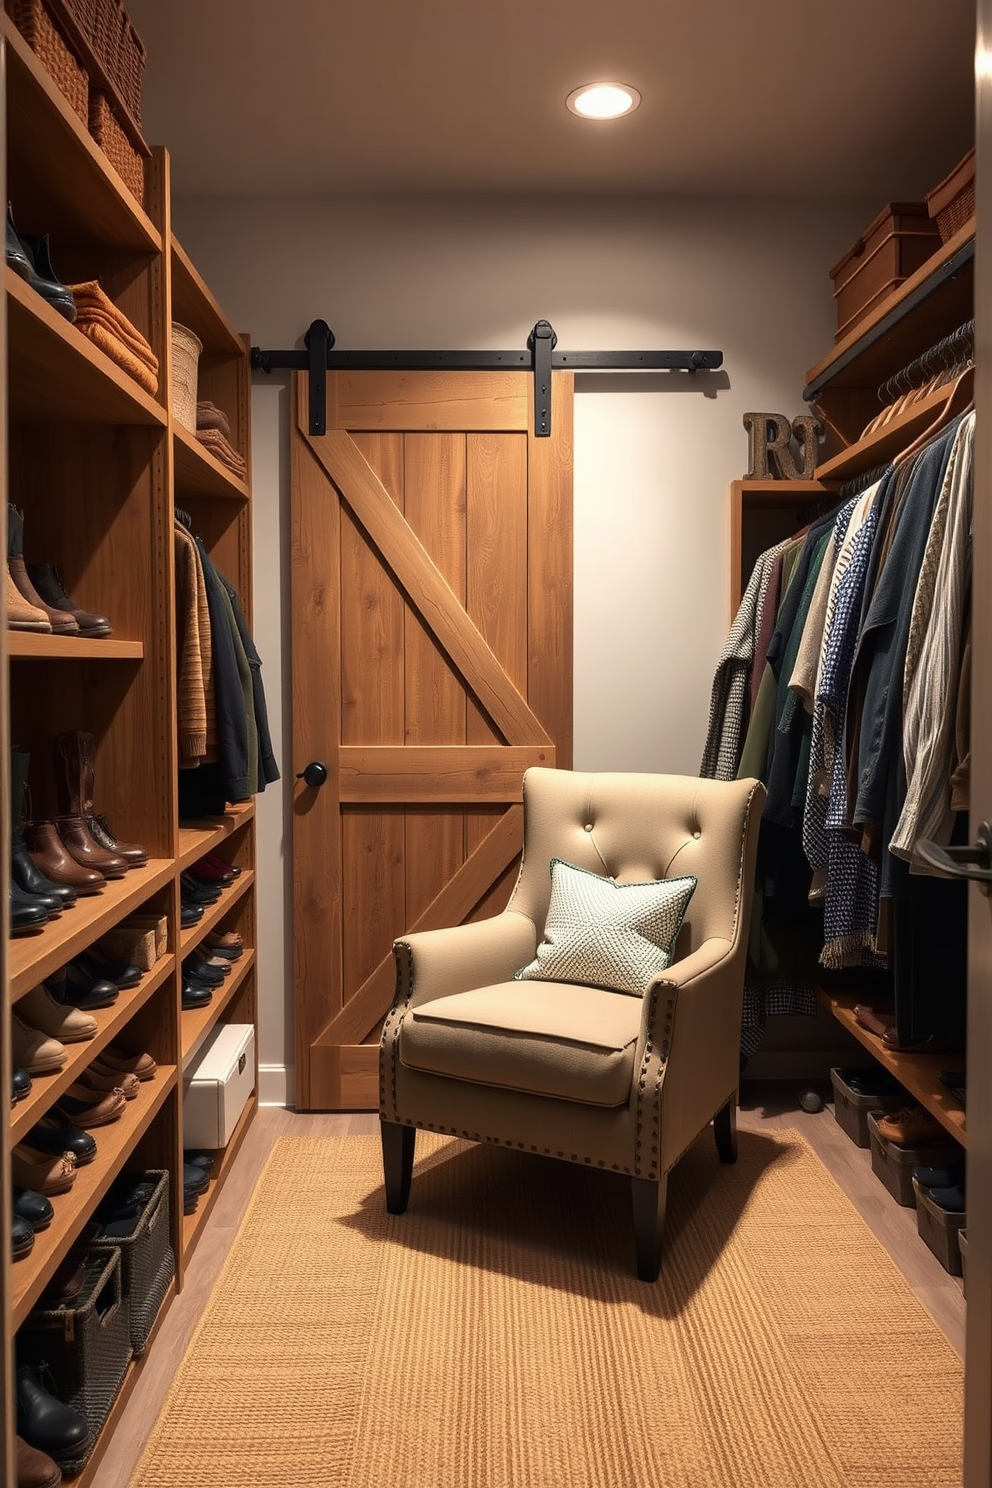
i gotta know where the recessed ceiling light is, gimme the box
[566,83,641,120]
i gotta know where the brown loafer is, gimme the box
[54,1083,126,1128]
[80,1063,139,1100]
[100,1044,157,1080]
[11,1146,76,1195]
[874,1106,946,1146]
[16,1435,62,1488]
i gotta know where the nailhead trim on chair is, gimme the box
[379,940,415,1122]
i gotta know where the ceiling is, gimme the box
[125,0,976,199]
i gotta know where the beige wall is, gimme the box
[172,191,876,1094]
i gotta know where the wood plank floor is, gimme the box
[92,1083,966,1487]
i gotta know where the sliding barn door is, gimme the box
[291,369,573,1109]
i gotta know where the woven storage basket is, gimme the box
[17,1249,132,1474]
[171,322,202,432]
[926,147,976,244]
[6,0,88,123]
[47,0,145,128]
[89,88,146,205]
[87,1169,174,1355]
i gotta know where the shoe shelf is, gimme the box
[3,16,161,256]
[176,802,255,872]
[818,988,967,1147]
[181,1091,257,1263]
[179,869,255,954]
[7,270,166,427]
[9,955,177,1146]
[813,381,961,483]
[173,421,250,502]
[11,1064,178,1329]
[8,858,175,999]
[7,634,145,659]
[181,948,256,1069]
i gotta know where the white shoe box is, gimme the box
[183,1023,256,1149]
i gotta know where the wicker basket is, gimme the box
[47,0,145,129]
[6,0,88,124]
[171,322,203,432]
[89,88,146,205]
[88,1170,174,1355]
[926,148,976,244]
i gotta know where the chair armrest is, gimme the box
[392,911,538,1010]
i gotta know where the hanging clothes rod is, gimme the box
[250,319,724,436]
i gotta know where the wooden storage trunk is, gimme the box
[926,147,976,244]
[912,1176,966,1276]
[830,202,941,343]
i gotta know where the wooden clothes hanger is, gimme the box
[892,363,974,466]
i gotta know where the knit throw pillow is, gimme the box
[515,858,697,996]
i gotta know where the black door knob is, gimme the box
[296,761,328,789]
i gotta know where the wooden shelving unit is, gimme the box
[730,479,829,614]
[3,13,260,1478]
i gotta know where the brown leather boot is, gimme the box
[25,819,105,894]
[7,506,78,634]
[25,562,111,638]
[85,811,148,867]
[6,566,50,632]
[55,815,127,878]
[55,729,94,818]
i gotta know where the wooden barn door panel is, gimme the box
[292,369,572,1110]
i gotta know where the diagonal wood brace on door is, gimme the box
[251,321,723,436]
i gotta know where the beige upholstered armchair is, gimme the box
[379,767,765,1280]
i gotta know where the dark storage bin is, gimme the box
[958,1229,969,1295]
[866,1111,960,1207]
[17,1249,131,1473]
[88,1169,174,1355]
[829,1067,908,1148]
[913,1177,966,1276]
[830,202,941,342]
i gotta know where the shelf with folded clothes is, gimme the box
[9,955,176,1145]
[173,420,250,502]
[818,989,967,1147]
[3,15,161,257]
[180,948,256,1069]
[181,1091,257,1263]
[8,860,174,1000]
[178,870,255,955]
[6,268,166,426]
[11,1064,178,1330]
[175,802,255,872]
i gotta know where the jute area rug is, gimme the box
[128,1129,963,1488]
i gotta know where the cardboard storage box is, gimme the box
[183,1023,255,1149]
[830,202,941,342]
[866,1111,959,1207]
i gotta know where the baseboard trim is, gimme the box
[259,1063,294,1108]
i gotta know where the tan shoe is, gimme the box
[11,1144,76,1194]
[17,984,98,1043]
[874,1106,946,1146]
[6,566,50,631]
[80,1062,139,1100]
[100,1044,157,1080]
[54,1083,126,1127]
[10,1013,67,1074]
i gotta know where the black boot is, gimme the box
[9,882,50,935]
[10,748,76,909]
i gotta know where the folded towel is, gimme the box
[67,281,158,371]
[74,321,159,396]
[195,400,232,440]
[196,426,246,478]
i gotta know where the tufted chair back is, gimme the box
[509,767,752,956]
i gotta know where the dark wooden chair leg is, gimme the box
[381,1119,416,1213]
[630,1174,667,1282]
[713,1095,738,1163]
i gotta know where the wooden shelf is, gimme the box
[7,634,144,660]
[7,270,166,426]
[8,859,175,999]
[181,1093,257,1263]
[170,235,245,357]
[179,871,255,954]
[3,17,161,255]
[181,949,256,1068]
[804,219,975,396]
[11,1065,178,1329]
[814,382,960,482]
[818,989,967,1148]
[10,954,176,1143]
[176,803,254,871]
[173,422,250,501]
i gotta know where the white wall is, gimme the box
[172,191,876,1092]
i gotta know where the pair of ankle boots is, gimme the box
[7,504,112,637]
[11,733,147,933]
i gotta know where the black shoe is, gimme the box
[16,1365,91,1464]
[13,1188,54,1231]
[181,981,213,1010]
[15,231,77,323]
[46,962,119,1011]
[12,1213,34,1259]
[181,955,225,988]
[26,1118,98,1165]
[12,1066,32,1103]
[74,950,141,991]
[10,882,50,934]
[180,871,221,905]
[181,902,204,928]
[183,1161,210,1194]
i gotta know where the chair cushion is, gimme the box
[401,981,642,1106]
[514,858,696,995]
